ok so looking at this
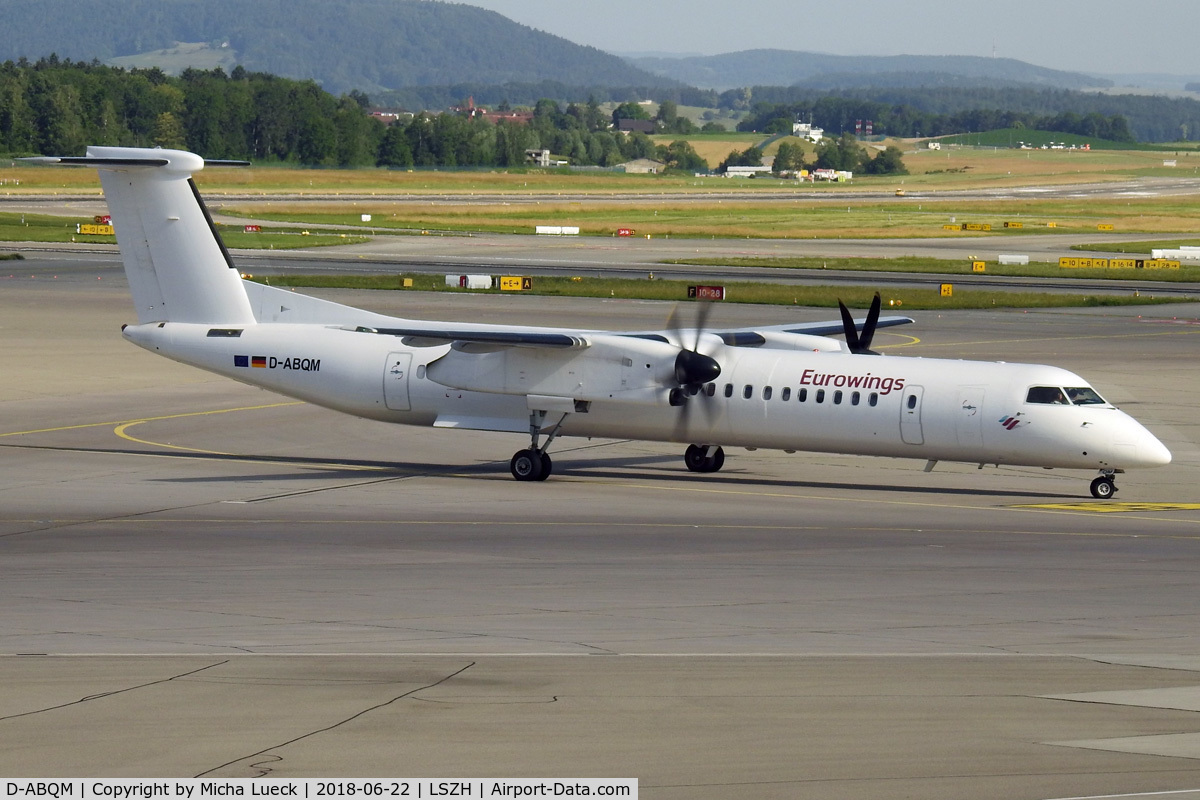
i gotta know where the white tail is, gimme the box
[86,146,256,325]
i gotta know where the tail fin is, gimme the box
[33,147,256,325]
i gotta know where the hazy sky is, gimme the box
[461,0,1200,76]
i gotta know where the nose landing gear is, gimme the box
[1090,470,1118,499]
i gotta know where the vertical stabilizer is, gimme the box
[87,146,256,325]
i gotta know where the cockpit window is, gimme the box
[1065,386,1106,405]
[1026,386,1070,405]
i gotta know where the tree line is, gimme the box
[721,134,907,176]
[0,59,712,170]
[382,83,1200,143]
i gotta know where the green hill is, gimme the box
[0,0,673,95]
[629,49,1110,92]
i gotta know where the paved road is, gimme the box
[2,274,1200,796]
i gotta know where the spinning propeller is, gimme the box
[666,301,722,407]
[838,292,883,355]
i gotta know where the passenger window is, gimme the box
[705,383,715,397]
[851,391,860,406]
[781,387,791,401]
[907,394,917,410]
[724,383,733,398]
[743,385,753,399]
[816,389,825,404]
[416,364,426,379]
[763,386,772,401]
[869,392,878,407]
[833,390,843,405]
[1026,386,1069,405]
[798,388,808,402]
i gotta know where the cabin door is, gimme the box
[900,384,925,445]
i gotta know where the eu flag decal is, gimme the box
[234,355,249,368]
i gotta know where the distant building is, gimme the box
[792,122,824,143]
[369,109,412,126]
[451,96,533,125]
[525,149,568,167]
[617,158,665,174]
[617,119,655,135]
[724,165,772,178]
[811,168,852,182]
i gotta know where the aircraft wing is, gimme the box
[369,327,589,349]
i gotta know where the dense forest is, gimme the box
[382,82,1200,143]
[737,96,1137,143]
[0,60,1189,171]
[0,60,697,169]
[729,87,1200,142]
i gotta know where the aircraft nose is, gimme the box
[1138,430,1173,467]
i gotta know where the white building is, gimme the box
[724,165,773,178]
[792,122,824,143]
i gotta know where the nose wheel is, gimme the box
[1090,473,1117,499]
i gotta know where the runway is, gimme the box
[3,269,1200,797]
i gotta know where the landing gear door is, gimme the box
[384,352,413,411]
[900,384,925,445]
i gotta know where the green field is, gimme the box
[1073,238,1200,254]
[222,193,1200,239]
[934,128,1185,152]
[669,255,1200,283]
[251,273,1187,310]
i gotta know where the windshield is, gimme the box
[1065,386,1106,405]
[1026,385,1108,406]
[1026,386,1069,405]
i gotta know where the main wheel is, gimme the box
[684,444,707,473]
[1090,476,1116,499]
[703,446,725,473]
[510,449,545,482]
[536,452,553,481]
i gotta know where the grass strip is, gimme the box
[0,213,366,248]
[666,255,1200,283]
[248,274,1187,310]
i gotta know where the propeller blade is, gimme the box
[838,299,861,353]
[692,300,713,352]
[858,292,882,353]
[838,293,882,355]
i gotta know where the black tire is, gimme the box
[684,444,707,472]
[704,446,725,473]
[1090,476,1116,499]
[510,449,544,482]
[536,452,553,481]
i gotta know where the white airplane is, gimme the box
[26,146,1171,498]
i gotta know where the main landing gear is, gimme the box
[684,444,725,473]
[510,410,567,482]
[1090,470,1119,499]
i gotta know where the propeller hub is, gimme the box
[675,349,721,387]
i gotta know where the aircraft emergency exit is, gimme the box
[25,147,1172,497]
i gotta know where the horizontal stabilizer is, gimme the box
[18,156,249,168]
